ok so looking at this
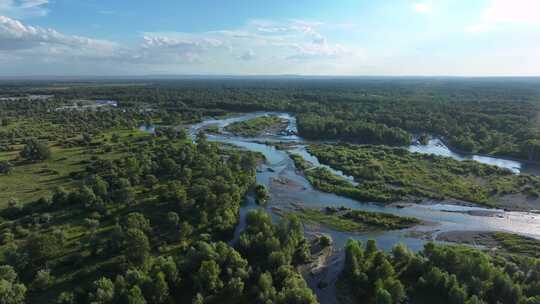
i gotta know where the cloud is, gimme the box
[132,35,227,64]
[0,15,119,56]
[143,19,357,63]
[413,2,431,14]
[0,0,49,18]
[466,0,540,33]
[0,16,365,75]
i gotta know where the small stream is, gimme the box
[145,112,540,303]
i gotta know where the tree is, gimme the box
[82,133,93,145]
[486,272,522,304]
[22,233,61,269]
[126,286,146,304]
[276,269,318,304]
[122,213,152,234]
[374,288,392,304]
[86,175,109,199]
[113,178,135,204]
[56,291,75,304]
[195,260,223,294]
[19,139,51,161]
[7,198,22,213]
[31,269,53,291]
[255,272,276,304]
[149,272,169,303]
[89,277,115,304]
[166,212,180,228]
[254,184,269,204]
[0,265,26,304]
[192,293,204,304]
[0,161,13,175]
[124,228,150,268]
[52,187,69,206]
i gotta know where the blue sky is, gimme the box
[0,0,539,76]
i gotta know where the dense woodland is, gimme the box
[1,78,540,303]
[340,240,540,304]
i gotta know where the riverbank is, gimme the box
[437,230,540,258]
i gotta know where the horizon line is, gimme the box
[1,74,540,80]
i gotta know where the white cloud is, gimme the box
[466,0,540,33]
[142,19,358,63]
[0,15,118,54]
[0,0,49,18]
[0,16,366,75]
[413,2,431,14]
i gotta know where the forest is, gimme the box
[1,77,540,303]
[339,239,540,304]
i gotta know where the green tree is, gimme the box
[124,229,150,268]
[56,291,75,304]
[31,269,53,291]
[0,161,13,175]
[255,272,277,304]
[113,178,136,204]
[89,277,115,304]
[19,139,51,161]
[122,213,151,234]
[0,265,26,304]
[195,260,223,294]
[126,286,146,304]
[149,272,169,303]
[374,288,392,304]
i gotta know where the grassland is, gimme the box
[0,129,146,207]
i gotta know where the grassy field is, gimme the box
[0,129,146,206]
[289,206,420,232]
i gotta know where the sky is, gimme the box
[0,0,539,76]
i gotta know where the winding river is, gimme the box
[149,112,540,303]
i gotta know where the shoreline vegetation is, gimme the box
[224,115,288,137]
[282,205,420,233]
[437,231,540,258]
[297,143,540,210]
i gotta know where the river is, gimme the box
[147,112,540,303]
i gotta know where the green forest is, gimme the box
[1,78,540,303]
